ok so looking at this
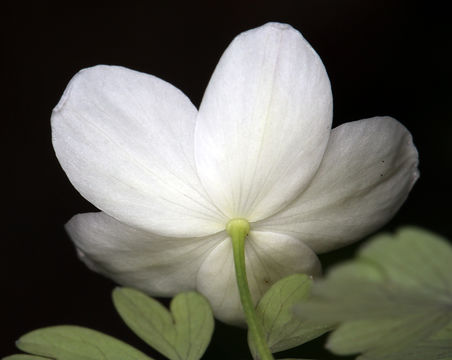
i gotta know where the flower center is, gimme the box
[226,218,250,237]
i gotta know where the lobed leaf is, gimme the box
[295,227,452,360]
[113,288,214,360]
[13,325,153,360]
[249,274,332,356]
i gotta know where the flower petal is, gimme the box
[52,65,226,237]
[194,22,333,221]
[256,117,419,253]
[196,231,321,325]
[66,212,225,296]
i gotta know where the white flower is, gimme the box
[52,22,418,325]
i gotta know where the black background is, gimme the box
[3,1,451,359]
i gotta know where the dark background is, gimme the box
[3,1,451,359]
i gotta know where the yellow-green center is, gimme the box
[226,218,250,237]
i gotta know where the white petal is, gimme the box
[194,22,333,221]
[66,212,225,296]
[196,231,321,325]
[256,117,419,253]
[52,65,226,237]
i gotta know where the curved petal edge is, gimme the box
[256,116,419,253]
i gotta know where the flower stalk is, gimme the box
[227,219,274,360]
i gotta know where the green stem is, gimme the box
[227,219,274,360]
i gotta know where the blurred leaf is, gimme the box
[295,227,452,360]
[249,274,332,356]
[385,322,452,360]
[113,288,214,360]
[14,325,153,360]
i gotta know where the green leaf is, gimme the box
[3,355,49,360]
[249,274,332,355]
[113,288,214,360]
[14,325,153,360]
[382,322,452,360]
[295,227,452,360]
